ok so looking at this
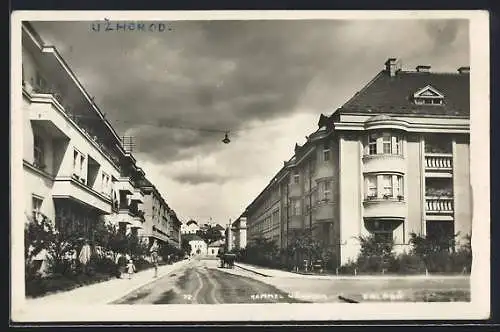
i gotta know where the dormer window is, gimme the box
[413,85,445,106]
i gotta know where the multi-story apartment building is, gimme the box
[230,216,247,250]
[137,178,170,246]
[22,22,182,249]
[240,58,471,267]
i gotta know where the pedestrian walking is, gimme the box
[149,240,159,278]
[126,259,136,279]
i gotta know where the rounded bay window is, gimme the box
[363,172,406,220]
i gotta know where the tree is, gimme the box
[245,236,279,267]
[408,232,468,273]
[288,227,323,270]
[181,238,192,256]
[196,225,224,245]
[25,212,80,276]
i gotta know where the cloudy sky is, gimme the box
[31,18,469,225]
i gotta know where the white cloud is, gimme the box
[136,112,318,223]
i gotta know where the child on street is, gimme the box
[126,259,136,279]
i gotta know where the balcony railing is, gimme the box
[28,83,122,168]
[425,154,453,170]
[425,197,454,213]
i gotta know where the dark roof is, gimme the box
[208,239,225,247]
[213,224,225,231]
[340,70,469,117]
[186,220,198,226]
[182,234,204,242]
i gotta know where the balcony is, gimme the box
[114,177,135,194]
[425,196,454,221]
[52,176,112,213]
[315,163,334,180]
[362,153,405,174]
[129,188,144,203]
[25,88,121,170]
[314,200,334,222]
[425,154,453,177]
[288,183,302,198]
[363,196,406,220]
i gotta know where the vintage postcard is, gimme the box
[10,10,490,323]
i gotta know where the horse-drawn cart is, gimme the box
[219,253,236,269]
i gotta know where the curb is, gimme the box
[105,260,188,304]
[233,263,271,277]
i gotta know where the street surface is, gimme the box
[112,257,307,304]
[112,257,470,304]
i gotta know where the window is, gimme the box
[32,195,43,212]
[382,133,392,154]
[374,232,393,243]
[322,181,332,201]
[394,176,404,197]
[73,150,79,175]
[33,134,45,169]
[293,171,300,184]
[368,134,377,155]
[101,173,110,195]
[80,155,85,180]
[394,136,401,155]
[323,143,331,161]
[365,176,377,199]
[292,199,301,216]
[73,149,85,179]
[381,175,393,198]
[415,97,443,105]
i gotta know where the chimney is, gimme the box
[385,58,398,77]
[458,66,470,74]
[416,65,431,73]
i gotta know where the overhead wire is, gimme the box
[69,113,285,134]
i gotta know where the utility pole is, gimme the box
[227,219,232,252]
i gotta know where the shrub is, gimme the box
[355,235,395,273]
[338,260,357,275]
[409,232,472,274]
[390,253,427,274]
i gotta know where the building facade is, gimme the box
[183,234,207,256]
[230,216,248,250]
[207,239,224,256]
[181,220,200,235]
[240,58,472,267]
[137,178,181,249]
[22,22,181,250]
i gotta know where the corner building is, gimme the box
[241,58,471,267]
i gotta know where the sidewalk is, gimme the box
[234,262,470,280]
[24,259,189,306]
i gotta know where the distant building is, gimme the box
[230,216,247,250]
[240,58,471,267]
[207,239,225,256]
[213,223,226,239]
[181,219,200,234]
[183,234,207,256]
